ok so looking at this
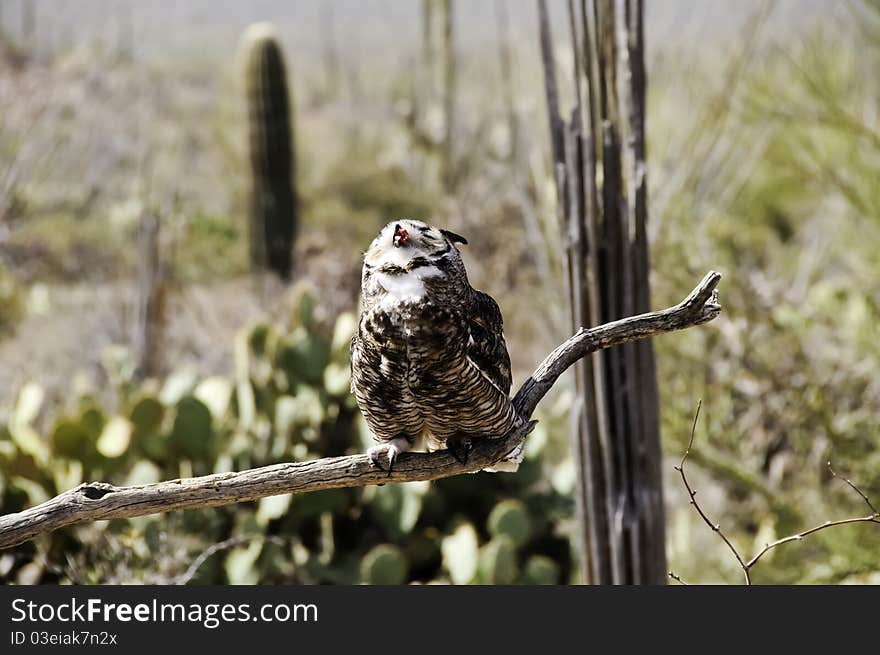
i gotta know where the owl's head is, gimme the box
[363,220,468,271]
[361,220,471,305]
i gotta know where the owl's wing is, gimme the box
[465,291,513,396]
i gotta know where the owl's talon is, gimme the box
[368,438,410,478]
[447,436,473,465]
[368,447,386,472]
[385,447,398,478]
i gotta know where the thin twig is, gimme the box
[827,461,878,516]
[674,400,751,584]
[744,464,880,571]
[667,571,688,585]
[744,514,880,571]
[675,404,880,584]
[173,535,288,585]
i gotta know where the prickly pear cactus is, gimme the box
[521,555,560,585]
[361,544,409,585]
[478,535,519,585]
[241,22,297,281]
[487,498,532,547]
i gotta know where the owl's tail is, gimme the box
[482,442,523,473]
[481,416,533,473]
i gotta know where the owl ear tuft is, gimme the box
[441,229,469,246]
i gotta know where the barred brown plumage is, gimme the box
[350,219,523,474]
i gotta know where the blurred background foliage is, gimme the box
[0,0,878,584]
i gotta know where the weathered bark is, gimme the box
[0,273,721,550]
[441,0,456,190]
[539,0,668,583]
[133,212,168,380]
[495,0,519,163]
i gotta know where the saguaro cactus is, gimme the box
[538,0,666,584]
[241,23,297,281]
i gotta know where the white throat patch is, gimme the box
[375,266,443,307]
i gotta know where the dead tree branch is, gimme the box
[743,462,880,572]
[667,571,688,585]
[671,402,880,585]
[173,535,288,586]
[674,400,750,581]
[0,271,722,551]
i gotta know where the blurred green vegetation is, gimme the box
[0,264,24,335]
[1,3,879,584]
[654,3,880,583]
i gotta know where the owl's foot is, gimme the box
[368,437,411,477]
[446,436,473,466]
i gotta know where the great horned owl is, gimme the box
[350,220,522,473]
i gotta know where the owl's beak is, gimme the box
[392,224,410,248]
